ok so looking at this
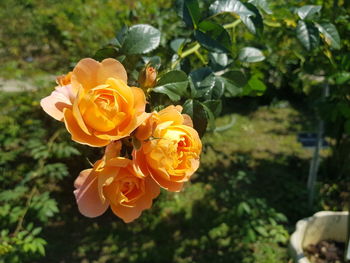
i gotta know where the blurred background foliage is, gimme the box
[0,0,349,262]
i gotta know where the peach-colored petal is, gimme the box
[74,169,92,189]
[72,88,92,135]
[100,58,127,84]
[40,87,72,121]
[158,106,184,125]
[74,169,109,218]
[109,177,160,223]
[149,167,184,192]
[55,84,76,102]
[110,203,143,223]
[134,112,158,141]
[71,58,100,91]
[63,108,109,147]
[97,166,119,203]
[131,87,146,113]
[104,141,122,161]
[182,114,193,127]
[107,157,131,168]
[106,78,134,113]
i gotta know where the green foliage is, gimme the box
[120,25,161,55]
[152,70,189,101]
[0,89,81,262]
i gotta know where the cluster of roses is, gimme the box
[40,58,202,223]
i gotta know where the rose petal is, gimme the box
[100,58,127,84]
[74,169,109,218]
[63,108,109,147]
[40,87,72,121]
[130,87,146,114]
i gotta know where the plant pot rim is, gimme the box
[289,210,349,263]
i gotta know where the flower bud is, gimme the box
[138,65,157,90]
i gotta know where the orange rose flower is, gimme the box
[133,106,202,192]
[40,58,147,147]
[74,142,160,223]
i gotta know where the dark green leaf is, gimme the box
[209,52,229,70]
[248,0,272,14]
[176,0,201,29]
[210,0,254,17]
[209,0,262,35]
[182,99,208,137]
[189,67,216,98]
[152,70,188,101]
[202,100,222,117]
[316,22,341,50]
[241,3,263,35]
[212,78,226,99]
[238,47,265,63]
[94,47,119,61]
[142,56,162,69]
[216,70,247,97]
[121,24,161,54]
[296,20,320,51]
[195,21,231,53]
[296,5,322,20]
[112,25,128,48]
[170,38,187,53]
[201,103,216,130]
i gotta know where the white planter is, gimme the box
[289,211,349,263]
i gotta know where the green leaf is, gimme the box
[316,22,341,50]
[176,0,201,29]
[296,20,320,51]
[210,0,254,17]
[201,103,216,130]
[297,5,322,20]
[212,78,226,99]
[182,99,208,137]
[188,67,216,98]
[152,70,188,101]
[209,0,262,35]
[112,25,128,48]
[202,100,222,117]
[216,70,247,97]
[170,38,187,53]
[209,52,229,70]
[243,75,267,96]
[238,47,265,63]
[255,226,269,237]
[195,21,232,53]
[332,72,350,85]
[248,0,272,14]
[241,3,263,35]
[121,24,161,55]
[142,56,162,69]
[94,47,119,61]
